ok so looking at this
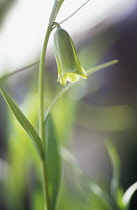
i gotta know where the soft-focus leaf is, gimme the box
[90,183,114,209]
[46,115,60,210]
[116,187,126,209]
[0,61,38,84]
[0,85,44,160]
[6,84,43,210]
[106,142,121,205]
[57,0,65,11]
[122,182,137,208]
[59,147,92,209]
[0,0,15,26]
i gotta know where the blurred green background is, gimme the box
[0,0,137,209]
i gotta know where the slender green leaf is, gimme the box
[86,60,118,75]
[57,0,65,12]
[60,147,93,208]
[46,115,60,210]
[106,141,120,204]
[0,85,44,160]
[0,60,39,84]
[60,147,84,179]
[60,147,114,209]
[90,183,114,209]
[122,182,137,208]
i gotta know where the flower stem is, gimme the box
[41,160,51,210]
[38,26,51,142]
[38,1,65,208]
[38,26,52,210]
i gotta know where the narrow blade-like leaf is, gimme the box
[122,182,137,208]
[46,115,60,210]
[106,141,120,203]
[90,182,114,209]
[0,61,39,84]
[0,85,44,160]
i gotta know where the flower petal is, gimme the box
[54,26,88,85]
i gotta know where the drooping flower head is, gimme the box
[54,26,87,86]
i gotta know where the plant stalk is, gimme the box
[38,26,52,210]
[38,0,64,208]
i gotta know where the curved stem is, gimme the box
[38,1,65,209]
[38,26,52,210]
[53,22,61,29]
[38,27,51,143]
[59,0,91,25]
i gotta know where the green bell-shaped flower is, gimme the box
[54,26,88,86]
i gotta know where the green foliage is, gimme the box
[0,85,44,160]
[123,182,137,208]
[0,1,136,210]
[58,143,137,210]
[106,141,121,204]
[46,115,60,210]
[5,91,42,210]
[88,141,137,210]
[58,147,91,210]
[90,182,114,209]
